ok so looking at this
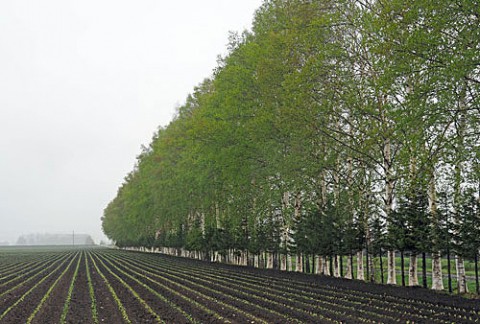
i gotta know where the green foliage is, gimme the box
[388,189,430,253]
[101,0,480,282]
[453,193,480,259]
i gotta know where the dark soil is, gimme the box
[123,249,480,324]
[0,253,74,323]
[1,247,480,324]
[88,255,127,324]
[30,254,78,324]
[101,253,264,323]
[65,253,91,324]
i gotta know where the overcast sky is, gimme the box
[0,0,263,244]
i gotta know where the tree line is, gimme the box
[102,0,480,293]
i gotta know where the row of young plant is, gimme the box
[106,249,480,323]
[182,250,477,319]
[137,253,455,323]
[111,250,385,323]
[0,251,76,322]
[0,252,63,289]
[99,249,334,323]
[84,252,99,324]
[26,253,79,323]
[88,251,133,323]
[102,0,480,295]
[59,253,83,323]
[0,248,69,273]
[109,252,306,323]
[91,250,264,323]
[0,250,104,324]
[0,252,55,276]
[0,251,70,300]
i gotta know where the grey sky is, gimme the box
[0,0,263,244]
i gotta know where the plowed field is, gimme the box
[0,247,479,323]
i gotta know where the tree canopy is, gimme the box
[102,0,480,291]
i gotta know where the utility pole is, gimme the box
[73,230,75,246]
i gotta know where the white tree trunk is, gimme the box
[431,251,444,290]
[315,255,323,274]
[259,252,265,268]
[241,251,248,266]
[294,191,303,273]
[254,254,259,268]
[429,171,444,290]
[280,191,291,271]
[333,255,340,277]
[456,255,468,293]
[409,254,419,286]
[321,256,328,275]
[280,253,287,271]
[296,253,303,272]
[266,252,274,269]
[324,258,331,276]
[387,250,397,285]
[454,88,467,294]
[357,251,365,280]
[383,133,396,286]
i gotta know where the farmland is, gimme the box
[0,247,479,323]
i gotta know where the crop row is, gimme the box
[0,247,479,323]
[0,248,96,323]
[102,249,480,323]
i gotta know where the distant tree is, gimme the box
[16,236,27,245]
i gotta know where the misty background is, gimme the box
[0,0,262,244]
